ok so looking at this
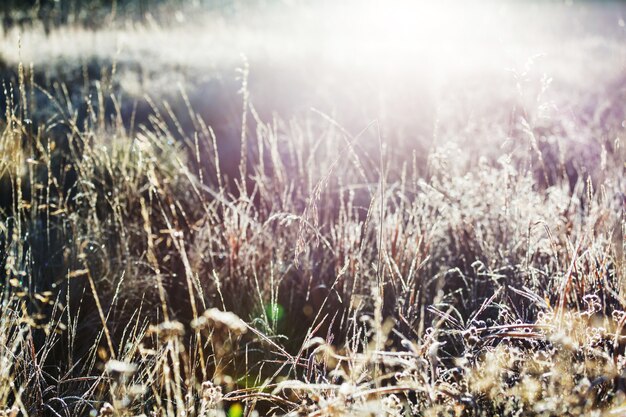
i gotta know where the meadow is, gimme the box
[0,1,624,416]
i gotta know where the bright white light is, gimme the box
[285,0,526,83]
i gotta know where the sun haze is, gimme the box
[0,1,624,416]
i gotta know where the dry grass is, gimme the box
[0,2,625,416]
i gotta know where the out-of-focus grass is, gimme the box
[0,1,624,416]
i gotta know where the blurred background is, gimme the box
[0,0,625,185]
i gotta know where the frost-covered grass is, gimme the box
[0,1,625,416]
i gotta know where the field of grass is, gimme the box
[0,1,624,416]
